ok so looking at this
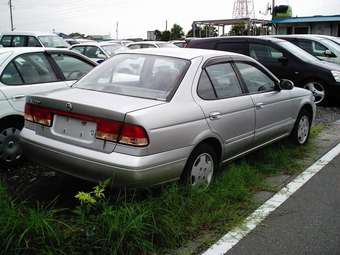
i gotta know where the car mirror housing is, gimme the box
[279,79,294,90]
[278,56,288,64]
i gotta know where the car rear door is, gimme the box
[234,61,295,146]
[195,58,255,160]
[0,52,67,113]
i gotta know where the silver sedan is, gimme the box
[20,48,316,187]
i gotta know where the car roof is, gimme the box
[0,31,57,37]
[71,42,120,47]
[121,48,247,60]
[273,34,330,40]
[0,47,78,55]
[128,41,170,45]
[189,36,287,43]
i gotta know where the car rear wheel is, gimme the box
[181,143,217,187]
[291,109,312,145]
[304,81,327,105]
[0,126,23,166]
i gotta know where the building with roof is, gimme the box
[272,15,340,36]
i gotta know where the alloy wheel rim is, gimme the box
[0,128,22,163]
[297,116,310,144]
[304,82,325,104]
[191,153,214,187]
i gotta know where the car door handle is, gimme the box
[255,103,265,109]
[12,95,26,100]
[209,112,222,120]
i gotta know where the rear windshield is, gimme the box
[76,53,190,101]
[38,35,69,48]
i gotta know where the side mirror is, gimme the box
[324,50,336,58]
[279,79,294,90]
[278,56,288,64]
[96,59,105,64]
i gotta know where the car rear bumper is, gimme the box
[20,128,191,187]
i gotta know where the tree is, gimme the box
[228,23,247,36]
[160,31,171,41]
[187,25,217,38]
[170,24,184,40]
[154,30,162,41]
[69,32,85,38]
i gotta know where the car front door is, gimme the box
[0,52,67,113]
[234,61,295,146]
[195,60,255,160]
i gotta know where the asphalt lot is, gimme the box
[226,152,340,255]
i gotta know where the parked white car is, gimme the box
[70,42,129,63]
[0,31,69,48]
[105,40,134,46]
[0,47,96,164]
[127,41,178,49]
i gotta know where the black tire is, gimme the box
[180,143,218,187]
[0,121,24,167]
[290,109,312,145]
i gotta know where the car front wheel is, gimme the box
[304,81,328,105]
[181,144,217,187]
[291,110,312,145]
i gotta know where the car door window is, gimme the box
[84,46,104,58]
[128,44,142,49]
[215,42,248,55]
[249,43,283,62]
[0,62,24,85]
[72,46,86,55]
[197,70,217,100]
[205,63,242,99]
[27,36,42,47]
[142,44,157,48]
[236,62,276,93]
[14,53,58,84]
[0,36,12,47]
[12,36,26,47]
[50,53,93,81]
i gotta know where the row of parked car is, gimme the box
[0,30,338,188]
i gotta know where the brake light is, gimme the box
[25,103,52,127]
[96,119,122,142]
[119,123,149,147]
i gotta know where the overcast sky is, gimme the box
[0,0,340,38]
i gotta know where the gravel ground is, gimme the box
[0,105,339,208]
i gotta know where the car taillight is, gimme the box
[24,103,149,147]
[96,119,122,142]
[24,103,52,127]
[119,123,149,147]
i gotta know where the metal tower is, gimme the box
[232,0,255,19]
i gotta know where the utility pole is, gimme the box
[165,20,168,31]
[272,0,275,16]
[116,21,119,39]
[9,0,14,31]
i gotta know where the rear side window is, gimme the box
[249,43,283,62]
[128,44,142,49]
[1,62,23,85]
[12,36,26,47]
[142,44,157,48]
[50,53,93,81]
[27,36,42,47]
[296,40,327,57]
[1,36,12,47]
[14,53,57,84]
[205,63,242,99]
[197,71,217,100]
[215,42,248,55]
[236,62,276,93]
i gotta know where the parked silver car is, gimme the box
[20,49,315,187]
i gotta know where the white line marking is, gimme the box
[203,143,340,255]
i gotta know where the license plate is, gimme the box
[53,115,97,142]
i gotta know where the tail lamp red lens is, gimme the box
[24,103,149,147]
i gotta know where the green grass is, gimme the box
[0,127,322,255]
